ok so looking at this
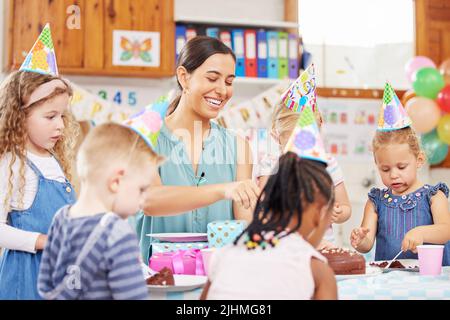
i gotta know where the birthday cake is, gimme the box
[319,248,366,275]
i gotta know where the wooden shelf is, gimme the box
[174,16,299,29]
[234,77,292,86]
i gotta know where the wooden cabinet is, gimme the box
[6,0,175,77]
[416,0,450,66]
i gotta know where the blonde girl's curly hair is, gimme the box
[372,126,422,158]
[0,71,80,211]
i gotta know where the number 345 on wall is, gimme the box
[98,90,137,107]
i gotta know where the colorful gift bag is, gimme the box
[149,249,205,275]
[150,242,209,254]
[207,220,247,248]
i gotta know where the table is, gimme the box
[148,267,450,300]
[338,267,450,300]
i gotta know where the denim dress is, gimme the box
[369,182,450,265]
[0,159,76,299]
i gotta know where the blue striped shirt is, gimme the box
[38,206,149,300]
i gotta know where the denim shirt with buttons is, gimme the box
[369,182,450,265]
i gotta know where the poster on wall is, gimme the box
[318,97,379,163]
[112,30,160,67]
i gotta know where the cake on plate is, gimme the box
[319,248,366,275]
[146,267,175,286]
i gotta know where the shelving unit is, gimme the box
[174,16,299,30]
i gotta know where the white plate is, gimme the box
[146,233,208,242]
[335,265,383,281]
[369,259,420,273]
[147,275,208,292]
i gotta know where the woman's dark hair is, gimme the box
[235,152,335,247]
[168,36,236,115]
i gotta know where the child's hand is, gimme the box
[35,234,48,251]
[331,202,343,223]
[350,227,369,249]
[401,229,424,253]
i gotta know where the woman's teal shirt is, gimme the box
[135,121,238,262]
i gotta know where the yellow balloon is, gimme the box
[437,114,450,145]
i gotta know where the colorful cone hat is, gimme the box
[284,103,328,164]
[377,82,412,131]
[123,95,170,150]
[281,64,320,119]
[20,23,58,76]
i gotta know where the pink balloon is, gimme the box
[405,97,441,134]
[405,56,436,84]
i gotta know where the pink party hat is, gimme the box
[123,95,170,150]
[377,82,412,131]
[20,23,58,76]
[284,103,328,164]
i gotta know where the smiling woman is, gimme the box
[136,36,261,263]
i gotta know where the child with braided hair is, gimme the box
[201,106,337,300]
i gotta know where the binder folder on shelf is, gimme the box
[244,29,257,77]
[219,29,233,49]
[232,29,246,77]
[256,29,268,78]
[288,33,299,79]
[278,31,289,79]
[175,25,187,64]
[267,31,279,79]
[206,27,219,39]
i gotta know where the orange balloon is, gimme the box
[401,89,416,106]
[405,97,441,134]
[439,58,450,85]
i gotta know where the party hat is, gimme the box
[377,82,412,131]
[284,103,328,164]
[281,64,320,119]
[20,23,58,76]
[123,95,170,150]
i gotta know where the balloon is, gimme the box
[439,58,450,84]
[405,56,436,83]
[405,97,441,134]
[412,67,445,99]
[421,130,449,165]
[437,85,450,113]
[401,89,416,106]
[437,115,450,145]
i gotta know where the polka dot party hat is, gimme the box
[377,82,412,131]
[281,64,320,120]
[20,23,58,76]
[284,103,328,164]
[123,95,170,150]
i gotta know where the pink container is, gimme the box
[149,249,206,275]
[201,248,216,276]
[417,245,444,276]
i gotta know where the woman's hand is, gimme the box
[224,180,260,210]
[35,234,48,251]
[401,228,424,253]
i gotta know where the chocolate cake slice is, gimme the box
[320,248,366,275]
[146,267,175,286]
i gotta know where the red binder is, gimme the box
[244,29,257,78]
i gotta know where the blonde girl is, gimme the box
[267,104,352,248]
[0,70,79,299]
